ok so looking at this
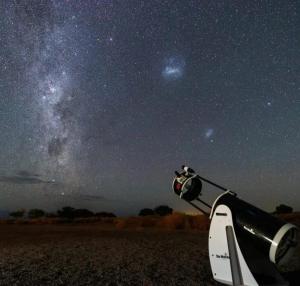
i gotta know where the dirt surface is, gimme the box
[0,225,216,286]
[0,224,298,286]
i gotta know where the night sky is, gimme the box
[0,1,299,215]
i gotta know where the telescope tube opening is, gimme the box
[172,175,202,201]
[270,223,298,264]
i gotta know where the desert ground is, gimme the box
[0,223,298,286]
[0,224,216,286]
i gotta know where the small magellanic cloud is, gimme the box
[205,128,214,139]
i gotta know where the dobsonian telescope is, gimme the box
[172,165,298,286]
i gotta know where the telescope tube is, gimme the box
[212,192,298,265]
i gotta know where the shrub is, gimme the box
[139,208,155,216]
[9,209,25,219]
[74,217,100,223]
[154,205,173,216]
[158,213,210,230]
[278,212,300,227]
[28,209,45,219]
[140,216,158,227]
[45,212,58,218]
[275,204,293,214]
[95,212,116,218]
[101,217,115,224]
[73,209,94,218]
[188,215,210,231]
[14,219,29,224]
[159,213,187,230]
[115,217,142,229]
[57,206,75,219]
[44,218,62,224]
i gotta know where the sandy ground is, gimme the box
[0,224,298,286]
[0,225,216,286]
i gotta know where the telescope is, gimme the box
[172,166,298,286]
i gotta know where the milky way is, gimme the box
[0,1,299,214]
[32,20,81,183]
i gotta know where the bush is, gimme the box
[115,217,146,229]
[279,212,300,227]
[188,215,210,231]
[154,205,173,216]
[159,213,187,230]
[45,212,58,218]
[95,212,116,218]
[28,209,45,219]
[44,218,62,224]
[101,217,116,224]
[140,216,158,227]
[9,209,25,219]
[139,208,154,216]
[158,213,210,230]
[73,209,94,218]
[275,204,293,214]
[74,217,100,223]
[57,206,75,219]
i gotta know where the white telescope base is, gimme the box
[209,204,259,286]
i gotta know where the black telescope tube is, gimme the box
[213,192,297,264]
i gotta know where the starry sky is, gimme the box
[0,1,299,215]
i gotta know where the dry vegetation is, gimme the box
[0,213,211,231]
[2,211,299,229]
[115,213,210,231]
[276,212,300,227]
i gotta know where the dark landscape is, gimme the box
[0,213,299,286]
